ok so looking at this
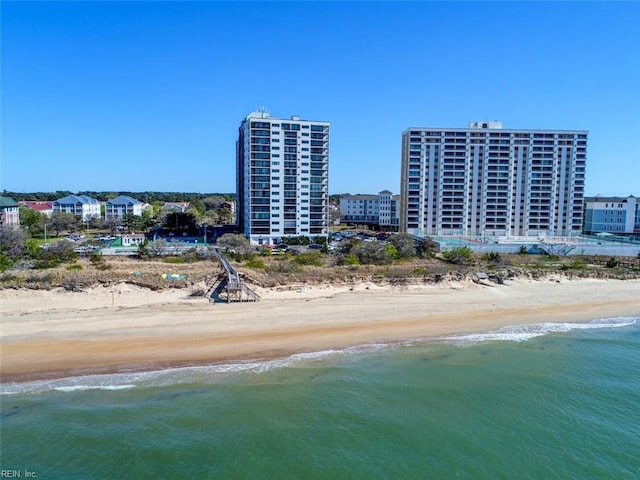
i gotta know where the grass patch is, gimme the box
[245,258,267,270]
[162,256,185,264]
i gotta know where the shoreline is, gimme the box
[2,278,639,384]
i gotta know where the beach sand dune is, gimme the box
[1,279,638,382]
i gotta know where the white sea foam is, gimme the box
[2,317,637,395]
[54,385,136,392]
[442,316,638,343]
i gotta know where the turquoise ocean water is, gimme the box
[1,317,639,479]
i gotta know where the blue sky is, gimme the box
[2,1,639,196]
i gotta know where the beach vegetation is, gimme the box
[418,236,440,258]
[163,256,185,264]
[352,241,393,265]
[293,252,324,267]
[66,263,83,271]
[137,241,150,258]
[0,253,13,272]
[266,259,301,274]
[89,253,111,270]
[560,260,588,271]
[217,233,253,259]
[441,247,474,265]
[0,226,27,258]
[482,252,502,263]
[245,258,267,270]
[605,257,619,268]
[387,233,416,258]
[339,253,360,266]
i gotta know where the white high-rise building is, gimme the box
[237,111,330,244]
[400,122,587,238]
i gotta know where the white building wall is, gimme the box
[238,112,329,244]
[401,124,587,238]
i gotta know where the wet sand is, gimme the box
[1,278,639,382]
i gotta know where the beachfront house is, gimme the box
[121,233,146,247]
[0,196,20,228]
[53,194,101,221]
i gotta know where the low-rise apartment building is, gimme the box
[105,195,144,220]
[339,190,400,230]
[53,194,101,221]
[583,195,639,234]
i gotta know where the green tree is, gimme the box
[418,236,440,258]
[0,226,26,258]
[442,246,474,265]
[388,233,416,258]
[50,212,80,236]
[216,206,233,225]
[217,233,253,257]
[19,206,44,235]
[353,241,393,265]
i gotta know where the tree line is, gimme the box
[3,191,236,203]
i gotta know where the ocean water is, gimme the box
[1,317,639,479]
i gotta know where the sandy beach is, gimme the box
[1,278,639,382]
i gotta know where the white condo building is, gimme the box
[237,111,330,244]
[400,122,587,238]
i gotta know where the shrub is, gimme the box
[605,257,619,268]
[341,253,360,266]
[0,254,13,272]
[442,247,474,265]
[245,258,267,270]
[352,242,392,265]
[293,252,324,267]
[66,264,83,271]
[519,245,528,255]
[387,233,416,258]
[560,260,587,271]
[482,252,501,263]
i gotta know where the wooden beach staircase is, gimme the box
[206,249,260,303]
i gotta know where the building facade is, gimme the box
[400,122,587,238]
[0,196,20,228]
[52,195,101,221]
[237,111,329,244]
[339,190,400,230]
[583,196,639,234]
[18,201,54,217]
[105,195,144,220]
